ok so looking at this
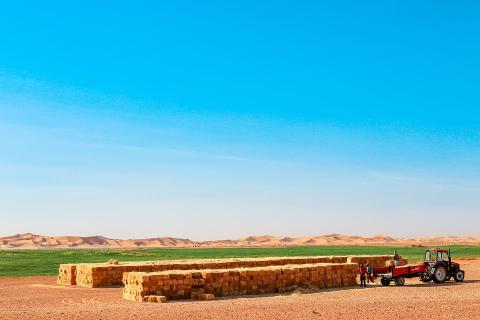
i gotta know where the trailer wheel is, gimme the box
[454,270,465,282]
[433,266,447,283]
[394,277,405,286]
[381,278,390,286]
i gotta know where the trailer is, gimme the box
[374,248,465,286]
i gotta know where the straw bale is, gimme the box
[143,295,167,303]
[57,264,77,286]
[195,293,215,300]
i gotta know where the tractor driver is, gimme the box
[392,253,400,267]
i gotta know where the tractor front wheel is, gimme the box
[433,266,447,283]
[454,270,465,282]
[381,278,391,286]
[394,277,405,286]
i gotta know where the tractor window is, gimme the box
[438,252,449,261]
[425,251,436,261]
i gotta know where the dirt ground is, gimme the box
[1,259,479,320]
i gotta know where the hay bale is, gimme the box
[195,293,215,301]
[143,295,167,303]
[385,257,408,267]
[57,264,77,286]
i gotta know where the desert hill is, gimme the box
[1,233,479,249]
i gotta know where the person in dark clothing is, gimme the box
[359,264,367,287]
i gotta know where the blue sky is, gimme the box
[0,1,479,239]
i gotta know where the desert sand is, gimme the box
[1,232,480,249]
[0,259,479,320]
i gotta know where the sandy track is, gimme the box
[1,260,479,320]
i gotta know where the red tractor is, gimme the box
[374,248,465,286]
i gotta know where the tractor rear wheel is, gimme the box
[454,270,465,282]
[394,277,405,286]
[433,266,447,283]
[381,278,390,286]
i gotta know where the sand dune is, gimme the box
[1,232,479,249]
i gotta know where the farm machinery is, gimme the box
[374,248,465,286]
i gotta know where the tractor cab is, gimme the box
[424,248,450,263]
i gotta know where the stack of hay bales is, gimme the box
[76,263,131,288]
[57,264,77,285]
[74,256,351,288]
[123,263,358,302]
[324,263,357,288]
[63,255,401,288]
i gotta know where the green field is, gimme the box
[1,245,479,277]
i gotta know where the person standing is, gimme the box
[359,263,367,287]
[366,263,374,283]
